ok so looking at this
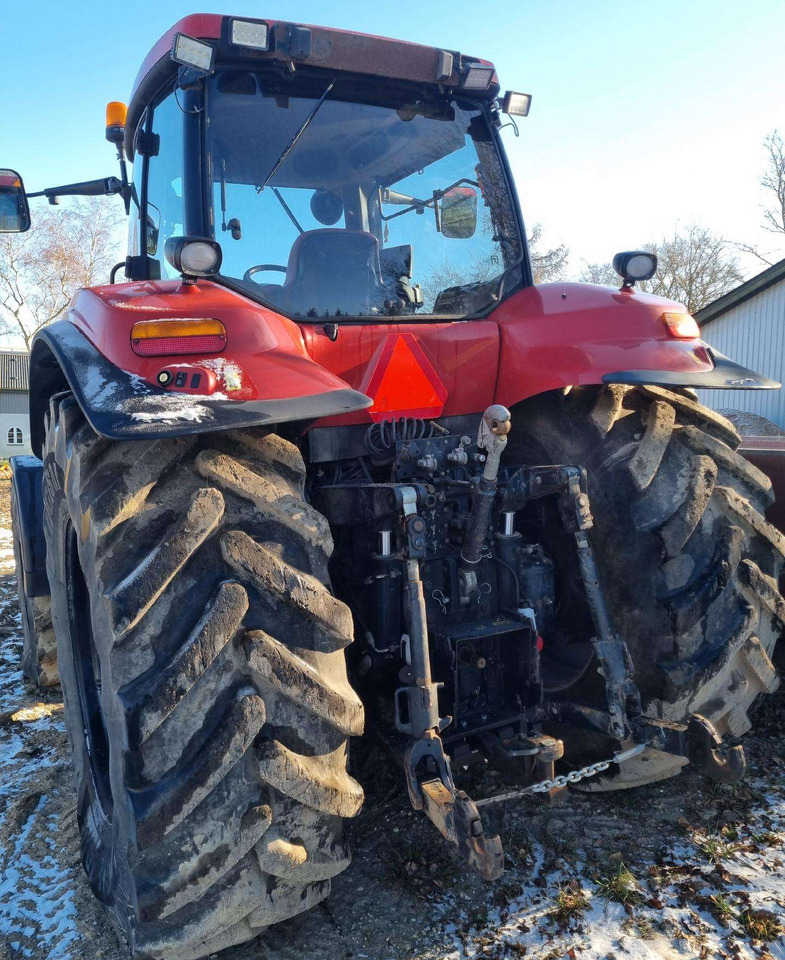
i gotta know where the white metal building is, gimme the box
[0,352,32,458]
[697,258,785,429]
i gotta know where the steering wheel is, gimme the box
[243,264,287,284]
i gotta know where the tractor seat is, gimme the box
[258,229,386,318]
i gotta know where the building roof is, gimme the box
[0,352,30,391]
[696,257,785,327]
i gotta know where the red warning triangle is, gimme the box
[360,334,448,423]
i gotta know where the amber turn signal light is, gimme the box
[661,312,700,340]
[131,318,226,356]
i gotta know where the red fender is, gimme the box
[493,282,715,404]
[299,283,776,427]
[28,279,370,455]
[67,279,371,404]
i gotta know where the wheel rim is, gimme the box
[540,640,595,693]
[66,523,113,818]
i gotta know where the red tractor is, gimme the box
[2,15,783,959]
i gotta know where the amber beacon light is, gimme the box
[105,101,127,144]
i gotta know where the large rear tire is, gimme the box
[510,385,785,788]
[43,394,363,959]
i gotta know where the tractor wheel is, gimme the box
[510,385,785,788]
[42,394,363,959]
[12,483,58,686]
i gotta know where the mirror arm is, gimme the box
[114,142,131,216]
[27,176,128,206]
[379,203,424,223]
[379,178,480,223]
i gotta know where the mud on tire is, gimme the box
[511,385,785,787]
[43,393,363,959]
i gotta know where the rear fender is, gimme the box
[29,280,372,457]
[492,283,779,406]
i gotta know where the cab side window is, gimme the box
[126,115,146,262]
[145,93,186,280]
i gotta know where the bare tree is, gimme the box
[761,130,785,236]
[529,222,569,282]
[637,224,743,313]
[579,260,619,285]
[734,129,785,267]
[579,226,741,312]
[0,198,125,351]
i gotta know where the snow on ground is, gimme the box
[0,497,86,960]
[0,475,782,960]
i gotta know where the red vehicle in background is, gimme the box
[1,15,783,959]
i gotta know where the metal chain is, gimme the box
[474,744,646,807]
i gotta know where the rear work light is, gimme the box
[171,33,215,75]
[660,312,700,340]
[131,319,226,356]
[229,18,271,50]
[500,91,532,117]
[462,64,495,91]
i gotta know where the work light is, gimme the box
[462,65,495,91]
[500,91,532,117]
[229,19,271,51]
[613,251,658,287]
[165,237,223,279]
[171,33,215,74]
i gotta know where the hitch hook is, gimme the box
[687,714,746,784]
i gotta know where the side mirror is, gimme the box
[441,185,478,239]
[146,203,161,255]
[0,170,31,233]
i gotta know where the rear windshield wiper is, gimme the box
[257,79,336,192]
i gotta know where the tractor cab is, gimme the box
[125,16,530,320]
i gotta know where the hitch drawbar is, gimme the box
[394,410,513,881]
[397,552,504,880]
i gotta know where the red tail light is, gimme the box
[131,319,226,356]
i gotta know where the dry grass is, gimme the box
[737,908,783,942]
[706,894,737,926]
[549,882,589,925]
[594,862,643,906]
[695,834,740,862]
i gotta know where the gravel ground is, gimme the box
[0,475,783,960]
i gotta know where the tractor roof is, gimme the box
[127,15,498,151]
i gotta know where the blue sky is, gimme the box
[1,0,783,275]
